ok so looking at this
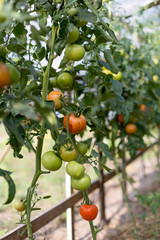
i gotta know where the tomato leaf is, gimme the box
[103,49,119,74]
[93,166,101,179]
[0,168,16,204]
[110,79,123,95]
[11,102,38,120]
[100,163,112,172]
[65,0,77,7]
[77,6,97,23]
[91,149,99,158]
[96,142,114,160]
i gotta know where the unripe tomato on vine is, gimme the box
[63,113,86,134]
[77,142,88,156]
[65,44,85,61]
[79,203,98,221]
[66,161,85,178]
[14,201,26,212]
[41,151,62,171]
[71,173,91,191]
[57,72,73,90]
[67,25,79,43]
[60,144,77,162]
[47,90,64,110]
[125,123,137,135]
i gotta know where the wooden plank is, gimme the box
[0,141,158,240]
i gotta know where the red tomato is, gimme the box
[79,203,98,221]
[118,114,124,123]
[63,113,86,134]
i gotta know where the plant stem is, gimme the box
[25,25,57,239]
[83,191,97,240]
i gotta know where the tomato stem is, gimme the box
[25,25,57,239]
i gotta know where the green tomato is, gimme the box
[85,44,92,51]
[50,77,58,88]
[71,174,91,191]
[64,65,74,71]
[67,7,77,16]
[60,144,77,162]
[57,72,73,90]
[65,44,85,61]
[66,161,85,178]
[76,18,87,27]
[68,26,79,43]
[6,63,20,84]
[42,151,62,171]
[77,143,88,156]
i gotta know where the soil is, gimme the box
[31,150,160,240]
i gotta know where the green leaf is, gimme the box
[104,49,119,74]
[96,142,114,160]
[100,163,112,172]
[111,79,122,96]
[91,149,99,158]
[77,6,97,23]
[43,195,52,199]
[93,166,101,179]
[65,0,77,7]
[11,102,38,120]
[0,168,16,204]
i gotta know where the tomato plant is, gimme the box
[63,113,86,134]
[41,151,62,171]
[0,0,159,239]
[79,203,98,221]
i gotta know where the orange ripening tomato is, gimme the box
[125,123,137,134]
[47,90,64,110]
[118,114,124,123]
[79,203,98,221]
[0,62,11,89]
[63,113,86,134]
[139,104,147,112]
